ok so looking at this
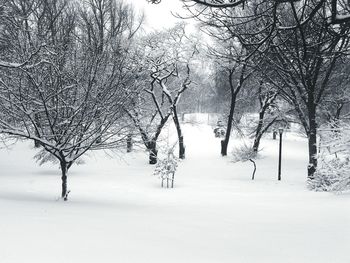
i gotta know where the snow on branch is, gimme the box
[0,44,47,69]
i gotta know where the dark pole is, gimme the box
[278,129,283,181]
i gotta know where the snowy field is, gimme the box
[0,122,349,263]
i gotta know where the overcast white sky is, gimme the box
[127,0,186,30]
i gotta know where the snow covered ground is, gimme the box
[0,122,349,263]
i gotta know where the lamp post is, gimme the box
[278,128,283,181]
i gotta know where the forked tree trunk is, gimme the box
[148,117,171,165]
[253,115,277,153]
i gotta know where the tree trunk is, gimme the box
[173,108,185,159]
[253,111,265,152]
[178,136,185,159]
[307,105,318,179]
[253,134,262,153]
[34,139,41,148]
[60,160,68,201]
[148,115,171,165]
[95,109,102,144]
[34,113,41,148]
[149,141,158,165]
[126,133,133,153]
[221,94,236,156]
[181,113,185,122]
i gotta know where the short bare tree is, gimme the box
[0,0,142,200]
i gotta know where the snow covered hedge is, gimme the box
[308,122,350,192]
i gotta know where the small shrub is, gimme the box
[232,144,258,180]
[154,150,178,188]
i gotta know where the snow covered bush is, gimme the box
[308,122,350,192]
[154,149,178,188]
[309,157,350,192]
[232,144,258,180]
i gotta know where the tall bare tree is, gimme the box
[260,3,350,178]
[126,25,195,163]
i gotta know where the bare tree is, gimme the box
[260,3,350,178]
[209,40,254,156]
[0,0,142,200]
[126,25,195,163]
